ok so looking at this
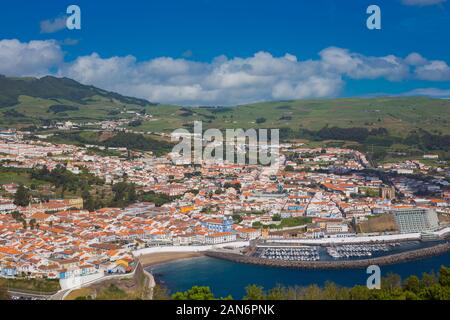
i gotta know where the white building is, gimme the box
[393,208,439,234]
[326,223,349,234]
[205,232,237,244]
[0,201,16,213]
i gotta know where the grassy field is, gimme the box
[0,168,49,187]
[2,94,449,162]
[2,96,450,136]
[0,171,33,185]
[357,214,398,233]
[0,95,149,124]
[133,97,450,136]
[65,271,151,300]
[0,278,60,294]
[262,217,313,230]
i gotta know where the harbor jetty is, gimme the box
[205,243,450,270]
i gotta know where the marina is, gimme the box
[326,244,390,259]
[149,250,450,299]
[250,241,434,262]
[254,246,320,261]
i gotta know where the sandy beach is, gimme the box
[138,252,204,267]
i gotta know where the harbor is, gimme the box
[205,241,450,269]
[326,244,390,259]
[149,249,450,299]
[254,246,320,262]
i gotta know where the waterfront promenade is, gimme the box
[132,241,250,267]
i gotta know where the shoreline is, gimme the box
[137,251,205,268]
[204,242,450,270]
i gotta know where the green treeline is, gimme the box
[103,132,173,155]
[4,266,448,300]
[139,190,181,207]
[31,165,104,193]
[168,265,450,300]
[279,127,449,151]
[51,131,173,155]
[84,181,180,211]
[48,105,80,114]
[20,165,178,211]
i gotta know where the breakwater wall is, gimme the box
[205,243,450,270]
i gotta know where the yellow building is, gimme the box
[180,206,195,213]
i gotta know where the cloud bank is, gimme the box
[401,0,446,6]
[403,87,450,97]
[0,39,63,76]
[0,39,449,105]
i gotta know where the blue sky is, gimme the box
[0,0,449,105]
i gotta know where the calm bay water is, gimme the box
[148,252,450,299]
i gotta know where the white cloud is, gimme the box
[320,47,409,81]
[59,51,346,105]
[401,0,446,6]
[0,39,63,76]
[1,39,450,105]
[415,60,450,81]
[402,87,450,97]
[405,52,428,66]
[40,16,67,34]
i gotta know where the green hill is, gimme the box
[0,75,157,126]
[142,97,450,160]
[0,75,449,162]
[1,76,449,157]
[0,75,151,107]
[136,97,450,137]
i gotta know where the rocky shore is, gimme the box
[205,243,450,270]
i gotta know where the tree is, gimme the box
[111,182,129,205]
[272,214,281,221]
[421,271,438,288]
[322,281,348,300]
[10,211,23,221]
[301,284,323,300]
[14,184,31,207]
[381,272,402,291]
[172,286,215,300]
[348,285,372,300]
[266,285,287,300]
[252,221,262,229]
[129,119,142,127]
[82,189,95,211]
[127,184,137,203]
[232,214,243,223]
[439,266,450,287]
[404,275,420,294]
[255,117,266,124]
[284,165,295,172]
[243,284,266,300]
